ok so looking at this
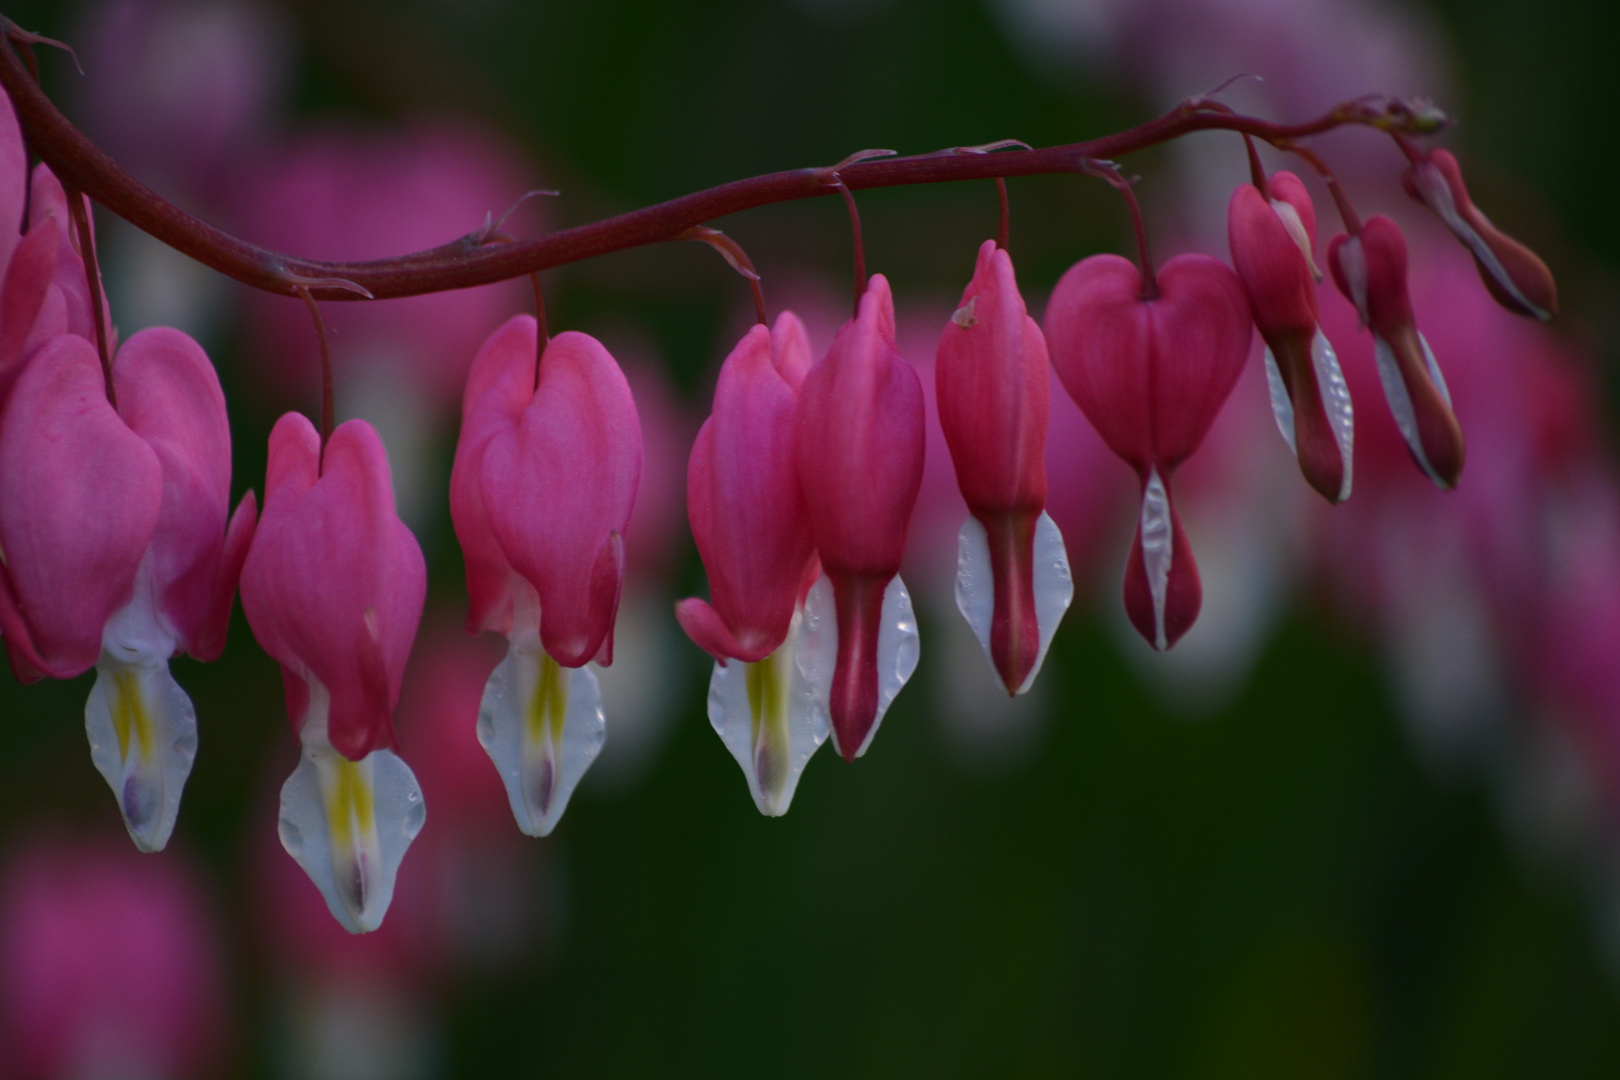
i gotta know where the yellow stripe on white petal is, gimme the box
[706,606,829,816]
[952,510,1074,695]
[798,570,920,761]
[477,635,605,837]
[278,680,426,934]
[85,653,198,852]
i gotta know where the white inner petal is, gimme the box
[278,682,425,934]
[1337,234,1370,326]
[1310,330,1355,502]
[952,511,1074,695]
[798,571,920,760]
[706,605,830,816]
[1373,334,1441,486]
[1262,346,1297,455]
[1269,198,1321,280]
[478,634,606,837]
[1419,330,1453,408]
[85,652,197,853]
[1139,467,1173,652]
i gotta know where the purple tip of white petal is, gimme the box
[476,635,606,837]
[84,655,197,854]
[953,511,1074,695]
[706,604,829,816]
[799,572,919,761]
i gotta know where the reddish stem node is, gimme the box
[1083,160,1157,300]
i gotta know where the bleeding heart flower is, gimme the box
[241,414,426,933]
[936,239,1073,696]
[677,312,827,814]
[1328,215,1464,489]
[1046,252,1252,650]
[1402,147,1557,322]
[1229,170,1354,503]
[450,316,642,836]
[0,330,255,852]
[794,274,925,761]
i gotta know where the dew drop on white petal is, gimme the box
[85,653,197,853]
[797,571,919,760]
[706,606,829,816]
[952,511,1073,694]
[1310,329,1355,502]
[477,635,605,837]
[1262,346,1297,455]
[1139,467,1174,652]
[278,689,425,934]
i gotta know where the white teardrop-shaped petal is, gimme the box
[1139,467,1174,651]
[85,653,197,853]
[1262,346,1297,454]
[278,683,425,934]
[797,571,920,760]
[952,510,1074,694]
[1310,329,1355,502]
[707,606,830,816]
[477,635,605,837]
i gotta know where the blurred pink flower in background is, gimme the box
[0,833,228,1080]
[73,0,290,201]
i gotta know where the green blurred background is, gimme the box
[2,0,1620,1076]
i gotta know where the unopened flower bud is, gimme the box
[1403,148,1557,322]
[1328,216,1465,488]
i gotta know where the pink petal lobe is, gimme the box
[113,328,239,656]
[674,597,750,665]
[1147,255,1254,468]
[450,316,536,636]
[685,321,814,662]
[936,239,1050,517]
[478,330,642,667]
[1047,254,1250,473]
[770,310,813,392]
[241,415,425,758]
[1228,182,1318,338]
[0,336,161,677]
[794,275,925,753]
[1046,253,1153,470]
[0,216,60,408]
[795,274,925,579]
